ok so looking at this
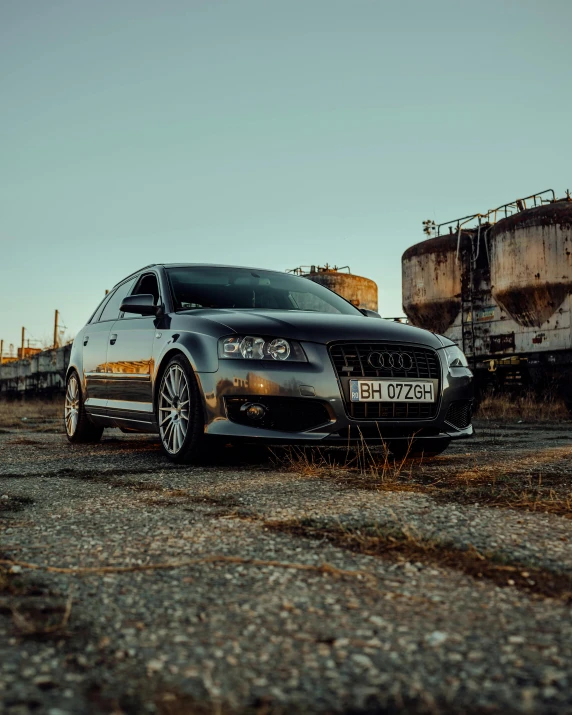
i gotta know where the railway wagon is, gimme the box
[403,190,572,407]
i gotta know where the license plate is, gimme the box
[350,380,435,403]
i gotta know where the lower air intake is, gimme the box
[225,397,331,432]
[445,400,473,430]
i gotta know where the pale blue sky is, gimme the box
[1,0,571,351]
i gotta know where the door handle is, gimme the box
[109,334,117,345]
[83,336,89,346]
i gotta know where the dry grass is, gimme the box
[0,398,63,430]
[265,518,572,601]
[0,555,375,585]
[423,465,572,517]
[271,436,417,486]
[272,438,450,499]
[476,390,569,422]
[272,437,572,519]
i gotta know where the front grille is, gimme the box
[225,396,331,432]
[330,342,441,421]
[445,400,473,430]
[330,343,441,379]
[349,402,437,420]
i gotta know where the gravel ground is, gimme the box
[1,422,571,714]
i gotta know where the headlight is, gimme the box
[218,336,307,362]
[443,345,469,368]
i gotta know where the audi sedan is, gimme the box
[64,264,473,462]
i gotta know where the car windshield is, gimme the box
[166,266,362,316]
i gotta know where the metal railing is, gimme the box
[287,264,351,275]
[486,189,555,225]
[423,189,557,239]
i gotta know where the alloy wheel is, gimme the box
[159,364,190,454]
[65,375,80,437]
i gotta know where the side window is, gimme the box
[88,293,111,324]
[99,279,135,323]
[130,273,160,304]
[119,272,161,320]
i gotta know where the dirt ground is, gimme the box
[1,413,572,714]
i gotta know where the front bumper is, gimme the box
[197,342,473,444]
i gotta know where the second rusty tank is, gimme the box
[288,265,378,311]
[402,232,465,334]
[490,199,572,327]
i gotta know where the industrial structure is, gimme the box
[0,344,71,397]
[0,310,69,397]
[402,190,572,405]
[288,264,378,312]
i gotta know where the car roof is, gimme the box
[159,263,285,272]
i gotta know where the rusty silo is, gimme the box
[490,199,572,327]
[402,233,465,334]
[290,265,378,311]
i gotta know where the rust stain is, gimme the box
[494,285,569,328]
[403,298,461,335]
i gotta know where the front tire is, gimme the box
[157,354,206,463]
[64,371,103,443]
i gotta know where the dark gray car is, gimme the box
[64,264,473,462]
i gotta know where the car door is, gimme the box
[105,271,161,425]
[83,278,135,414]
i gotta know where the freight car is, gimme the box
[402,190,572,407]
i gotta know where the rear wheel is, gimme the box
[157,354,206,463]
[64,371,103,443]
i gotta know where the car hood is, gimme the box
[176,309,445,348]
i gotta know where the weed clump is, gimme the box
[271,435,426,491]
[0,398,63,430]
[476,390,569,423]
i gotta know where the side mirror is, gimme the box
[360,308,382,319]
[121,294,164,317]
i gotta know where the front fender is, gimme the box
[151,328,220,411]
[153,330,219,376]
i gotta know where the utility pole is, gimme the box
[0,339,3,365]
[53,310,59,349]
[21,327,25,360]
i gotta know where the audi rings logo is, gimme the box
[367,351,413,370]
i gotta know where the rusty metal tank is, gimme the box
[490,200,572,327]
[291,265,378,311]
[402,233,464,334]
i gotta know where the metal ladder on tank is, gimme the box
[456,222,481,370]
[460,242,477,369]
